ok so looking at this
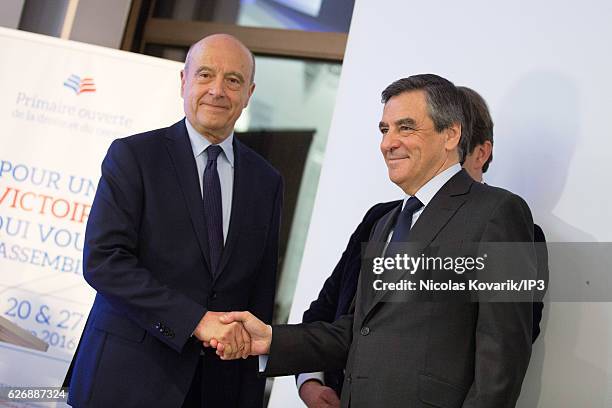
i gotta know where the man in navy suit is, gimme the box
[294,85,547,407]
[64,34,282,408]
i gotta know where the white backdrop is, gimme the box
[269,0,612,406]
[0,27,183,396]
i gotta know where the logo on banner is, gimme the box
[63,74,96,95]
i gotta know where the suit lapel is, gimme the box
[364,170,474,316]
[213,138,247,284]
[164,120,212,274]
[356,205,400,322]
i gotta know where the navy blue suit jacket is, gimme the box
[65,120,282,408]
[301,201,547,397]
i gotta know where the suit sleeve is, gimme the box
[83,139,205,353]
[263,313,354,377]
[238,175,283,408]
[462,194,535,408]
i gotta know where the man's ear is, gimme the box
[244,82,256,108]
[444,122,462,151]
[479,140,493,164]
[180,69,186,98]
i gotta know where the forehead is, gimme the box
[189,41,252,76]
[381,90,430,122]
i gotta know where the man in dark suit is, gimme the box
[215,74,536,408]
[64,34,282,408]
[295,84,548,408]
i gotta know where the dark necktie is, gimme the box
[203,145,223,276]
[389,196,424,243]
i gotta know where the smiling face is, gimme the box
[181,34,255,143]
[379,90,461,195]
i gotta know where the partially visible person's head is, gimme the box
[181,34,256,143]
[379,74,464,195]
[458,86,494,182]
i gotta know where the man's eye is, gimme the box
[380,128,388,134]
[400,125,414,132]
[200,72,211,79]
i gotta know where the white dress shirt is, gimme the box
[185,118,234,242]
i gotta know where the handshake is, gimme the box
[193,311,272,360]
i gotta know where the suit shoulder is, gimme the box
[470,183,534,233]
[354,200,401,233]
[534,223,546,242]
[471,182,529,207]
[114,125,170,149]
[363,200,402,220]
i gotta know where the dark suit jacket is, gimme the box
[65,120,282,408]
[266,169,535,408]
[299,208,549,397]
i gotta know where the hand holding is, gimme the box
[193,311,251,359]
[214,311,272,360]
[299,380,341,408]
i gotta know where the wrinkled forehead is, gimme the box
[187,40,253,78]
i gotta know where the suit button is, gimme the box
[211,292,217,300]
[346,375,352,384]
[360,326,370,336]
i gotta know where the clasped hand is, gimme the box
[194,311,272,360]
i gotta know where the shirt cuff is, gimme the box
[258,355,269,373]
[296,372,325,390]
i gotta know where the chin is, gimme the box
[387,172,404,186]
[198,117,224,130]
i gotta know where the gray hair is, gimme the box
[381,74,466,160]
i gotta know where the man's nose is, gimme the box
[207,76,227,97]
[380,130,400,152]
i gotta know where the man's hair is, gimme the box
[381,74,467,160]
[457,86,494,172]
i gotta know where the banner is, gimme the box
[0,27,183,399]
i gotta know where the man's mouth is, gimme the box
[387,155,409,162]
[200,102,229,110]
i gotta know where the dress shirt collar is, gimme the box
[184,117,235,167]
[403,163,462,209]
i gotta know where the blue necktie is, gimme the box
[203,145,223,276]
[390,196,424,243]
